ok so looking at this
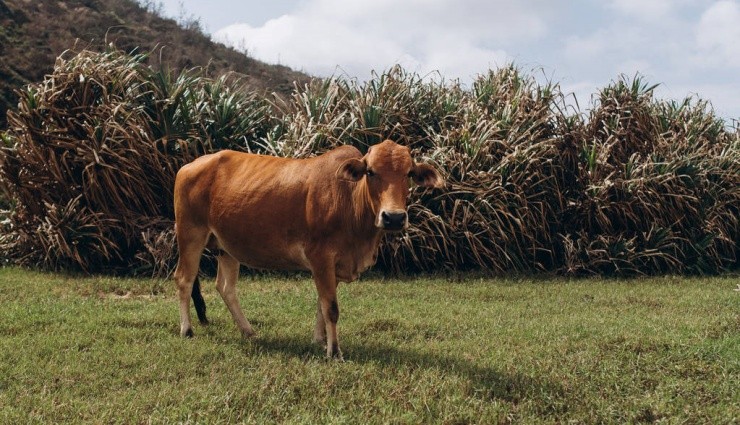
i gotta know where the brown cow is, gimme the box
[173,139,443,359]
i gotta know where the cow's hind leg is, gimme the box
[215,252,255,338]
[174,228,209,338]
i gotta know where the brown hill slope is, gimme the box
[0,0,311,129]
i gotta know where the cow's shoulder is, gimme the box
[179,150,238,173]
[319,145,363,162]
[303,145,363,178]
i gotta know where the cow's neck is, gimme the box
[328,180,385,282]
[331,181,381,281]
[352,180,384,249]
[350,179,381,237]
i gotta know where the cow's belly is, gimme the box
[237,248,309,271]
[209,214,381,280]
[212,229,311,271]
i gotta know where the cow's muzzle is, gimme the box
[379,210,408,231]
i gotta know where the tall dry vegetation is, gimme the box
[0,48,273,275]
[1,48,737,276]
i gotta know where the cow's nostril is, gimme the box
[381,211,407,229]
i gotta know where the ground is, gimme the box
[0,268,737,423]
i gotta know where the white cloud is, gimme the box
[560,3,694,91]
[607,0,674,20]
[562,26,664,76]
[617,59,653,77]
[562,33,607,59]
[213,0,550,82]
[199,0,740,119]
[694,0,740,68]
[418,34,509,82]
[216,16,409,78]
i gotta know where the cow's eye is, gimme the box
[366,170,375,177]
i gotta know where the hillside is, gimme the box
[0,0,311,129]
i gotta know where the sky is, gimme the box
[156,0,740,120]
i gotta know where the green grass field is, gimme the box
[0,268,737,424]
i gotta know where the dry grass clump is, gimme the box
[0,47,272,274]
[1,48,737,276]
[383,67,574,274]
[563,77,739,275]
[265,67,584,274]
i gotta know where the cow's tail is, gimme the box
[192,277,209,325]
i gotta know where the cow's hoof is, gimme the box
[181,328,194,338]
[241,328,256,339]
[326,346,344,361]
[312,336,327,346]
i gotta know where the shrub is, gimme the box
[0,47,272,274]
[1,48,737,276]
[563,76,739,275]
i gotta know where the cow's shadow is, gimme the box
[250,333,565,411]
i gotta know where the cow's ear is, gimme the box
[337,158,367,182]
[410,163,444,188]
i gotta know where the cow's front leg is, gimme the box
[313,299,327,345]
[310,263,342,360]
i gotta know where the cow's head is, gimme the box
[338,140,443,231]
